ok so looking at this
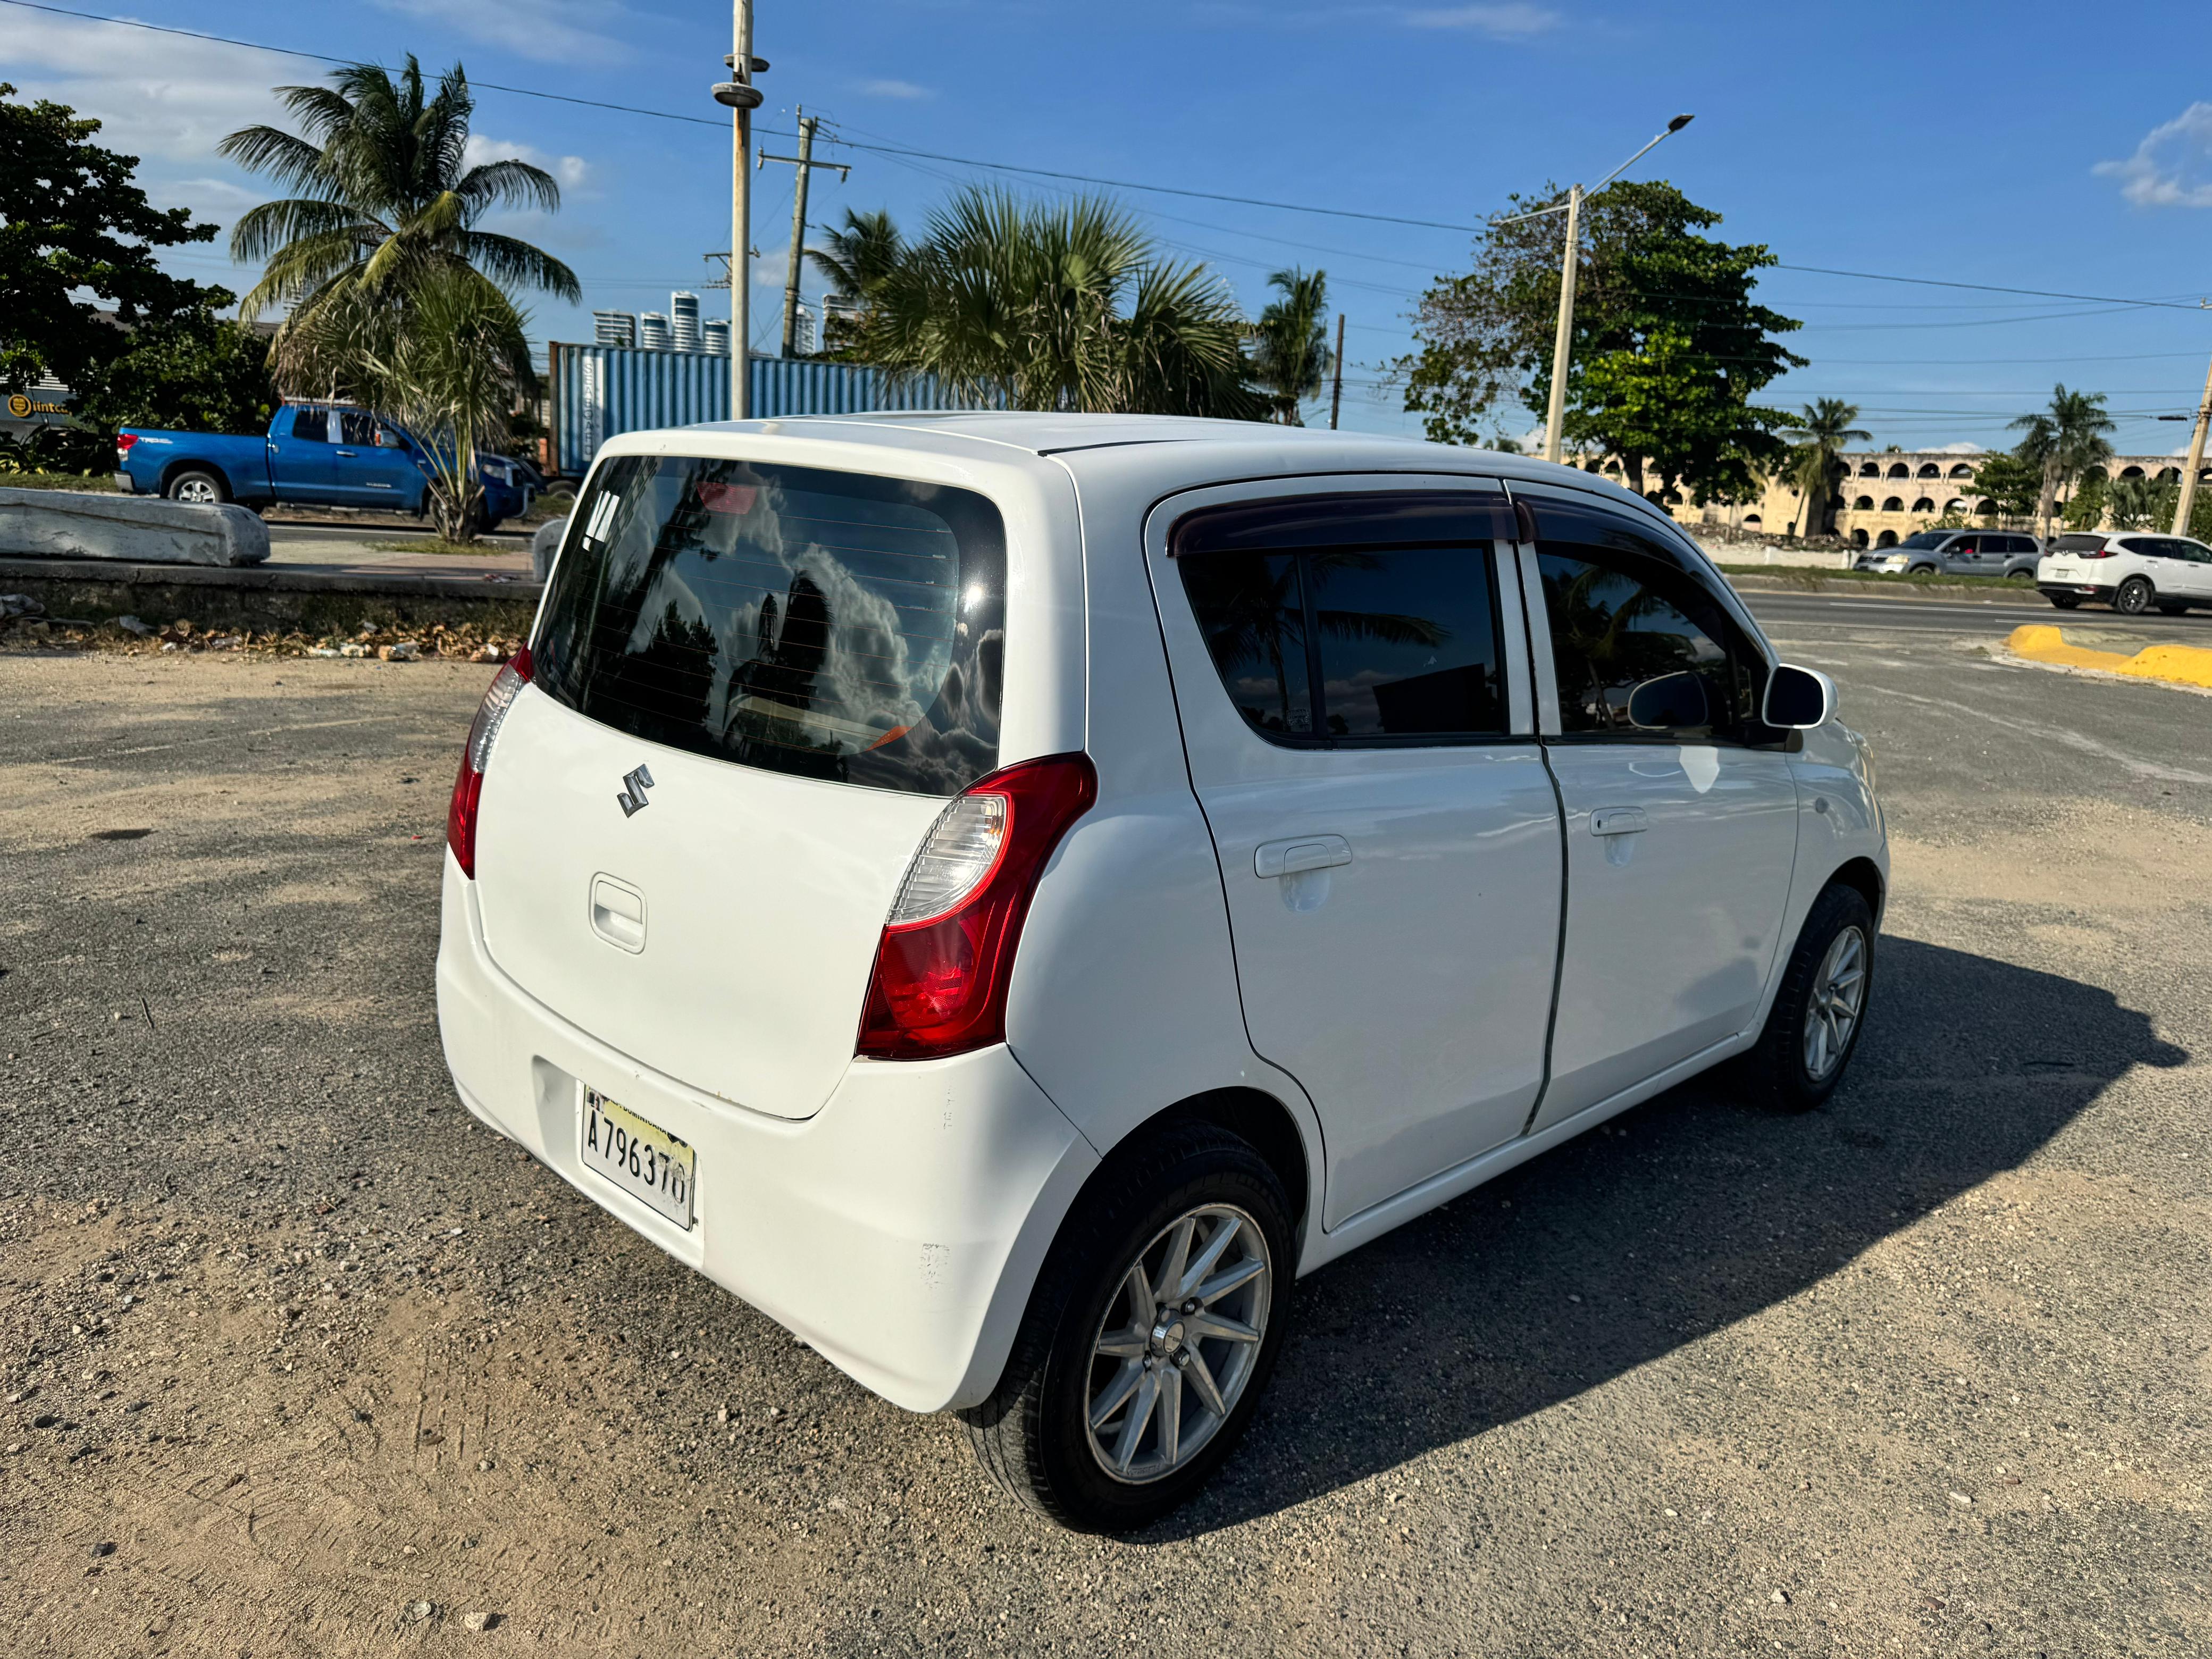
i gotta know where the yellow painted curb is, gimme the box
[2006,624,2212,690]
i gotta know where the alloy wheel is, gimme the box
[1802,925,1867,1082]
[1084,1204,1271,1485]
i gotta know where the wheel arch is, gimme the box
[159,457,233,498]
[1826,855,1886,927]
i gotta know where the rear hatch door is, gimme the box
[472,452,1010,1119]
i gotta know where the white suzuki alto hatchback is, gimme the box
[437,413,1887,1530]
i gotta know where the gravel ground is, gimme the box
[1,605,2206,1657]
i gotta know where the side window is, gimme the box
[289,407,330,443]
[338,411,379,446]
[1175,492,1512,747]
[1535,542,1773,744]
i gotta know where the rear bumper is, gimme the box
[434,854,1100,1412]
[2039,582,2112,601]
[111,471,137,495]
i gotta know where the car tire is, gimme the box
[164,467,227,506]
[2047,593,2082,610]
[2114,577,2154,616]
[2007,568,2036,582]
[1736,882,1875,1114]
[961,1122,1295,1533]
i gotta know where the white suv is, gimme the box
[2039,531,2212,614]
[436,414,1888,1530]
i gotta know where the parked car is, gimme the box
[2038,531,2212,614]
[435,415,1888,1530]
[113,403,532,529]
[1855,529,2041,577]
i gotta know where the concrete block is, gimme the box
[0,488,269,566]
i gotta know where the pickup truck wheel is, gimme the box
[961,1122,1293,1533]
[1737,882,1875,1113]
[164,468,227,506]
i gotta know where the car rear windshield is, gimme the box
[532,455,1006,796]
[2052,533,2109,552]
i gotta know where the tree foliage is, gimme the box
[806,208,907,357]
[2008,386,2114,540]
[1246,267,1331,424]
[1785,398,1870,536]
[1969,452,2042,523]
[1397,180,1804,504]
[71,307,276,437]
[219,55,576,383]
[830,188,1263,419]
[0,83,224,396]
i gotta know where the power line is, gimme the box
[18,0,2211,320]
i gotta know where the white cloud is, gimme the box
[1936,441,1986,454]
[1398,4,1562,34]
[2093,103,2212,207]
[367,0,631,65]
[464,133,590,193]
[857,78,934,100]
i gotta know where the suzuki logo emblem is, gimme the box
[615,764,655,818]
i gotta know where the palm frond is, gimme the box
[457,232,581,301]
[455,157,562,217]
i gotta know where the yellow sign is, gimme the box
[5,393,68,418]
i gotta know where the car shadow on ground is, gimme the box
[1154,935,2188,1539]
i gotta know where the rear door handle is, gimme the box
[1254,835,1353,878]
[333,448,358,458]
[1590,807,1648,836]
[590,873,647,952]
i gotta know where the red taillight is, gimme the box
[856,753,1097,1060]
[2080,547,2114,559]
[115,433,137,456]
[446,646,532,878]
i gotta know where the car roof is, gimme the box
[653,410,1691,535]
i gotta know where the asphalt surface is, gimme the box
[2,597,2207,1656]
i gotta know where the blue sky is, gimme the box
[7,0,2212,454]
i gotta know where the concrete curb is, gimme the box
[2005,624,2212,691]
[1721,570,2046,604]
[0,486,269,566]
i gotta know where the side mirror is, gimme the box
[1763,663,1836,729]
[1627,671,1709,730]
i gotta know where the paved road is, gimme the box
[1742,587,2212,639]
[261,520,535,584]
[1,617,2206,1656]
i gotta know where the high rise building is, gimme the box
[702,319,732,357]
[670,291,701,353]
[592,309,636,348]
[638,311,673,351]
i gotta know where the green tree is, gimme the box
[2009,386,2115,541]
[0,83,224,396]
[1246,267,1331,424]
[2105,474,2172,532]
[2061,468,2108,532]
[1968,452,2042,525]
[861,188,1262,418]
[1783,398,1869,538]
[1397,179,1805,504]
[218,56,578,371]
[71,307,275,437]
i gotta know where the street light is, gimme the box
[1502,114,1695,465]
[714,3,763,420]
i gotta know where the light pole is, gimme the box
[1503,114,1695,465]
[712,2,764,419]
[2172,320,2212,537]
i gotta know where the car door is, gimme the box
[2168,537,2212,599]
[1942,533,1983,574]
[266,405,340,499]
[329,410,423,506]
[1144,479,1563,1229]
[1511,482,1801,1131]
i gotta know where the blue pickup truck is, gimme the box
[114,403,532,528]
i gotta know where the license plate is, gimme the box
[580,1088,696,1229]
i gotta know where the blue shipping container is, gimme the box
[549,346,1001,476]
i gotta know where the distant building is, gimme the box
[670,291,701,353]
[702,319,732,357]
[592,310,636,348]
[1570,450,2207,546]
[637,312,673,351]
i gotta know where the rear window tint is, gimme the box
[532,455,1004,795]
[2052,534,2108,552]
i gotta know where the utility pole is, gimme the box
[711,3,763,418]
[1328,313,1345,431]
[2172,324,2212,536]
[1541,185,1581,465]
[759,110,851,358]
[1501,114,1694,466]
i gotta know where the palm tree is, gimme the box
[219,56,579,352]
[1247,267,1331,424]
[862,187,1263,419]
[1787,399,1869,538]
[2010,385,2115,541]
[805,208,906,355]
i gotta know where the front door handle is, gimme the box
[1254,835,1353,878]
[1590,807,1648,836]
[333,448,358,458]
